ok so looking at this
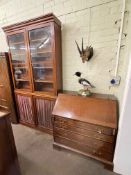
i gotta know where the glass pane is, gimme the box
[10,43,25,54]
[31,52,52,64]
[29,26,52,64]
[13,66,29,80]
[29,26,53,92]
[8,33,31,90]
[11,54,26,64]
[34,82,53,91]
[32,67,53,81]
[13,65,30,89]
[15,80,30,89]
[8,33,24,44]
[8,33,26,64]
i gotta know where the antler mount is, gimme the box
[75,38,93,63]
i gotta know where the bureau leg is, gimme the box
[104,163,113,171]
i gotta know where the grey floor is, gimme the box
[12,124,119,175]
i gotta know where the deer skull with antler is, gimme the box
[75,38,93,63]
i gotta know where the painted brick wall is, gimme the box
[0,0,130,104]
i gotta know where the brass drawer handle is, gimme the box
[0,84,4,87]
[97,130,102,134]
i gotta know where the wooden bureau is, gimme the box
[52,93,118,169]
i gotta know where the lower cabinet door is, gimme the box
[35,97,55,130]
[16,94,35,125]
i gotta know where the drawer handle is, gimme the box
[0,84,4,87]
[97,130,102,134]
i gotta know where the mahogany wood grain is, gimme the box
[0,107,21,175]
[54,120,115,143]
[54,115,116,136]
[54,136,113,161]
[14,89,57,99]
[3,13,61,33]
[35,97,55,129]
[52,93,118,169]
[53,93,117,129]
[15,93,35,125]
[20,120,53,134]
[54,127,114,153]
[53,142,113,167]
[0,52,18,123]
[53,23,62,93]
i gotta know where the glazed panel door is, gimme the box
[8,31,32,90]
[28,24,54,93]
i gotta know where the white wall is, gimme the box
[114,1,131,174]
[0,0,130,105]
[114,54,131,175]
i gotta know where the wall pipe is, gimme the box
[115,0,126,76]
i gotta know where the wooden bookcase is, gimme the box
[3,13,62,133]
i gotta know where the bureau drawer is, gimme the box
[54,116,116,136]
[54,127,114,153]
[54,119,115,144]
[54,136,113,162]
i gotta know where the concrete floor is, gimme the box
[12,124,119,175]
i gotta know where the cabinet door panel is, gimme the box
[29,25,54,92]
[16,94,35,125]
[8,32,32,90]
[35,98,55,129]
